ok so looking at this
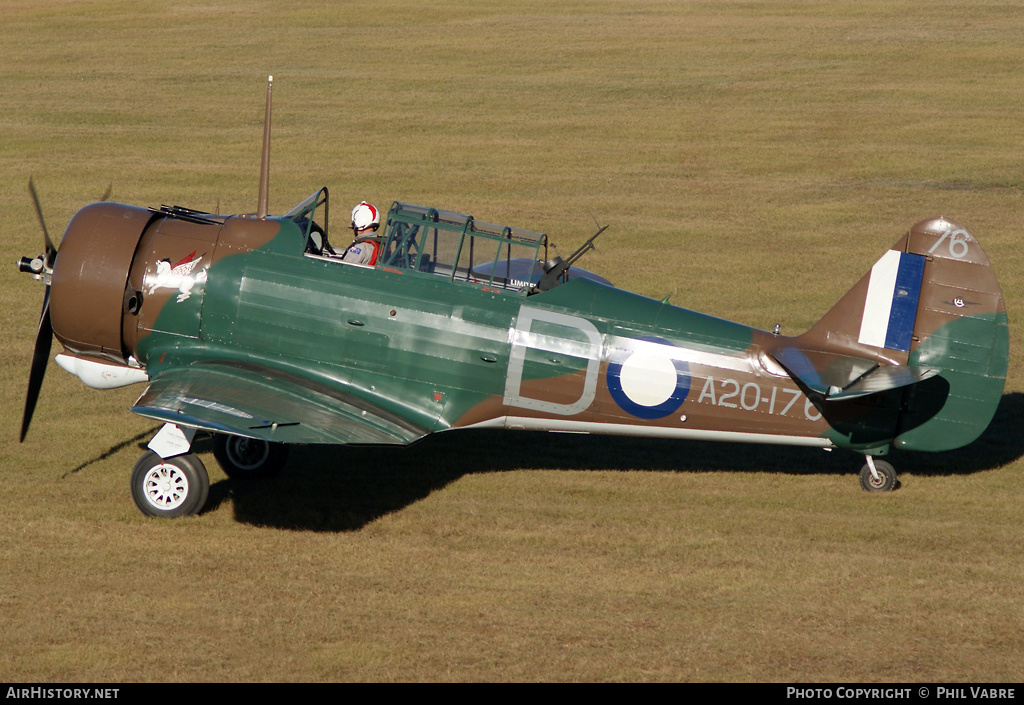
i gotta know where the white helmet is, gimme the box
[351,201,380,231]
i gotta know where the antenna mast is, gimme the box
[256,75,273,219]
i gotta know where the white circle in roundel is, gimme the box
[618,352,678,408]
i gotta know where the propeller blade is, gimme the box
[100,184,112,202]
[21,288,53,442]
[28,178,57,267]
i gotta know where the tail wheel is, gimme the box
[131,452,210,518]
[859,459,898,492]
[213,434,288,479]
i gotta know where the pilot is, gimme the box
[341,201,382,265]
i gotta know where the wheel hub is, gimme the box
[143,464,189,510]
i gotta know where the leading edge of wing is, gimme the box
[130,360,429,445]
[769,346,939,400]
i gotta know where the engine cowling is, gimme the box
[50,202,154,364]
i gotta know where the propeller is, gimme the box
[28,177,57,269]
[19,178,59,442]
[18,180,115,441]
[21,287,53,442]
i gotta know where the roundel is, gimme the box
[606,336,690,419]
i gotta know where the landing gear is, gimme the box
[213,434,289,479]
[131,451,210,517]
[859,457,898,492]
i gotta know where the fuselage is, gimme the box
[48,197,844,452]
[52,194,1005,457]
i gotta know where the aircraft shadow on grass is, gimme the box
[143,391,1024,532]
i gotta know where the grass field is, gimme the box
[2,0,1023,682]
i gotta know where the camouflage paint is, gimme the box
[47,195,1008,459]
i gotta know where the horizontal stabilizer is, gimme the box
[770,346,938,400]
[831,363,939,399]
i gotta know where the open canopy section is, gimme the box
[285,187,330,252]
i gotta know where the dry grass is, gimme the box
[2,0,1024,682]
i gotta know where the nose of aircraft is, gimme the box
[17,193,152,441]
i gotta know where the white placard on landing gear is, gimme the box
[147,423,197,459]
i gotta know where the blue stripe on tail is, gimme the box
[884,253,925,352]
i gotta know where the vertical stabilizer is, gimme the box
[792,218,1008,452]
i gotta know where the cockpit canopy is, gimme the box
[287,190,565,293]
[379,202,548,291]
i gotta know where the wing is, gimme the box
[130,360,430,445]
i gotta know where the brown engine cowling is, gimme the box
[49,202,156,364]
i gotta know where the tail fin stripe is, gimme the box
[857,250,925,352]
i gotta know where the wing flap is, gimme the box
[131,361,429,445]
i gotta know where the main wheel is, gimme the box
[213,434,288,479]
[131,452,210,518]
[859,459,898,492]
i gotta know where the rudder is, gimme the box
[893,218,1008,451]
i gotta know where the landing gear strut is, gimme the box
[859,456,898,492]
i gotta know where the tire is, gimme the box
[859,459,898,492]
[213,434,288,479]
[131,452,210,518]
